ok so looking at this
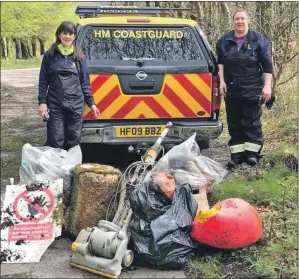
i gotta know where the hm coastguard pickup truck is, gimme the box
[75,6,223,153]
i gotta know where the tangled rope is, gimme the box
[106,145,165,223]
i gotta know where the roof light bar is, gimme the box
[75,6,190,18]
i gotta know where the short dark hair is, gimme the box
[233,9,249,20]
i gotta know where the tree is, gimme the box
[1,2,78,58]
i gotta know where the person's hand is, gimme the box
[262,85,272,103]
[38,104,48,118]
[90,105,100,118]
[219,81,227,97]
[266,96,275,110]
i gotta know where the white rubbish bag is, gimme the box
[19,143,82,205]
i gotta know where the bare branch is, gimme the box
[273,7,295,84]
[270,6,288,30]
[264,2,274,11]
[283,53,298,65]
[236,5,269,24]
[247,18,270,37]
[275,36,290,83]
[272,16,298,41]
[277,70,298,86]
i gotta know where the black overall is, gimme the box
[223,35,263,160]
[46,51,84,150]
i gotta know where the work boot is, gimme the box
[245,156,259,166]
[227,153,244,169]
[244,151,260,166]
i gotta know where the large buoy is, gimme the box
[191,198,263,249]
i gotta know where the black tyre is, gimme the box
[196,140,210,151]
[80,143,94,163]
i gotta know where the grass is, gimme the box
[1,58,42,70]
[1,138,25,153]
[187,255,220,278]
[211,163,297,206]
[186,65,298,278]
[187,162,298,278]
[1,51,297,279]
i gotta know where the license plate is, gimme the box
[115,125,164,138]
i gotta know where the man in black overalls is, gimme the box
[216,10,274,166]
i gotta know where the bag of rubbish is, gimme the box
[153,133,227,187]
[152,172,176,200]
[129,178,198,269]
[171,169,208,191]
[19,143,82,205]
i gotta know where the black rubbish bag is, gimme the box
[129,179,198,269]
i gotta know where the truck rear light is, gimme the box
[212,73,221,111]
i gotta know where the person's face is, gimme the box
[58,31,75,48]
[233,12,249,33]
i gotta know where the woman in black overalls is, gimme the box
[216,10,274,166]
[38,21,100,150]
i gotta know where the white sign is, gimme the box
[0,179,63,263]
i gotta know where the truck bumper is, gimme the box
[80,121,223,144]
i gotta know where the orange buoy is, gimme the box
[191,198,263,249]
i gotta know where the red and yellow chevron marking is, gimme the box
[84,73,212,120]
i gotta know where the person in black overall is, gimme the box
[216,10,274,166]
[38,21,100,150]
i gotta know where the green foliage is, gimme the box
[253,256,279,278]
[262,66,298,150]
[249,221,298,278]
[1,138,25,152]
[1,57,41,69]
[1,2,78,41]
[187,255,220,278]
[187,209,298,279]
[189,145,298,279]
[265,143,298,159]
[211,164,297,206]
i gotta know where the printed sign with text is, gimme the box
[0,179,63,263]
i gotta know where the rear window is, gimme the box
[79,26,204,61]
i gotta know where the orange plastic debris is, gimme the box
[191,198,263,249]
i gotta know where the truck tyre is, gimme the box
[197,140,210,151]
[80,143,94,163]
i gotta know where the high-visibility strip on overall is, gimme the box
[245,142,262,153]
[229,144,245,154]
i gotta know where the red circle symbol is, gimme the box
[13,186,55,222]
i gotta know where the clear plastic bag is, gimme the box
[154,133,227,189]
[171,169,208,191]
[19,143,82,205]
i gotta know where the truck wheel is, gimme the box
[197,140,210,151]
[80,143,94,163]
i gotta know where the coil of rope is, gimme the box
[106,145,165,223]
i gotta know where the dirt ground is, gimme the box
[0,82,188,278]
[0,83,152,199]
[0,82,230,199]
[0,80,231,278]
[1,84,45,199]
